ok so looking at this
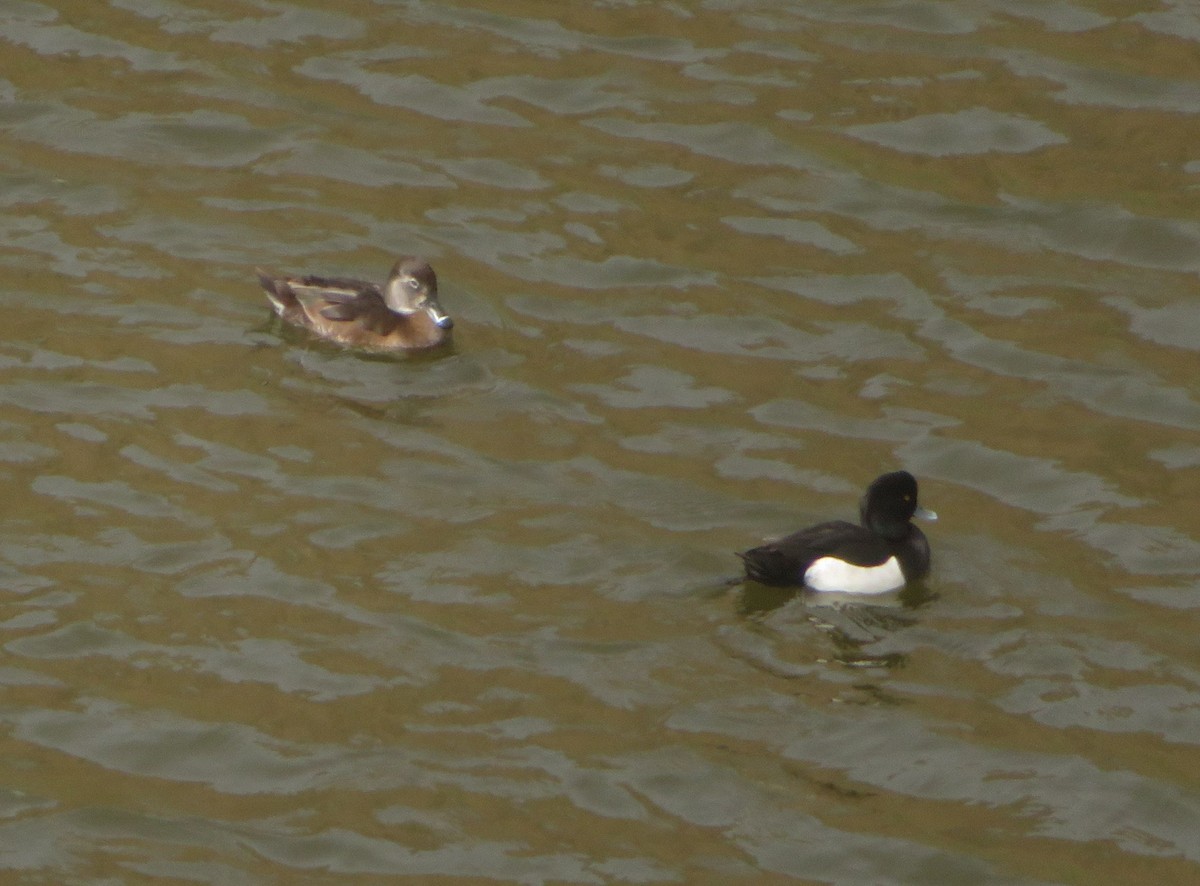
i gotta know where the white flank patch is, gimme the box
[804,556,904,594]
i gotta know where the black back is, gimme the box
[739,471,931,588]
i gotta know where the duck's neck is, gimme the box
[392,310,448,348]
[864,514,912,541]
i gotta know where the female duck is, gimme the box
[257,257,453,351]
[739,471,935,594]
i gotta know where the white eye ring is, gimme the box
[406,278,420,290]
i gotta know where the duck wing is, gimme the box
[286,277,392,328]
[316,293,377,323]
[738,520,890,586]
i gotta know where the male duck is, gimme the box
[257,257,453,351]
[739,471,935,594]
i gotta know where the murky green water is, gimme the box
[1,1,1199,883]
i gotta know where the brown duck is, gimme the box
[257,257,453,351]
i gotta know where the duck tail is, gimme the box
[736,548,791,586]
[256,269,299,316]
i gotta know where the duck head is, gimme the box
[859,470,937,540]
[383,257,454,330]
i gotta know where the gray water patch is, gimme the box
[842,106,1068,156]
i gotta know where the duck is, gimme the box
[738,470,935,594]
[257,257,453,351]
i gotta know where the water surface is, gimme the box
[1,1,1199,883]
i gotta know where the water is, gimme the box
[1,1,1199,883]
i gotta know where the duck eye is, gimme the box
[406,278,421,290]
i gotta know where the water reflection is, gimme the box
[737,579,936,671]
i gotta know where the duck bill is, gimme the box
[914,505,938,522]
[425,303,454,330]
